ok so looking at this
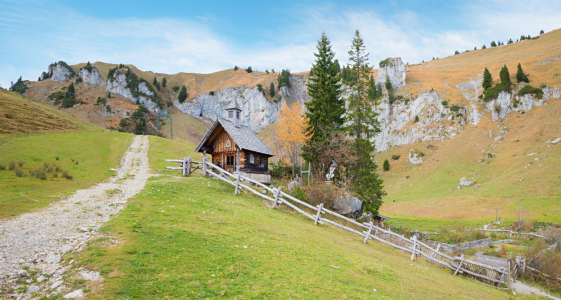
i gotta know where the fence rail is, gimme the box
[166,155,510,288]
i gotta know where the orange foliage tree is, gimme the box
[273,102,310,177]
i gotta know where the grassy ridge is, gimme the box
[64,137,531,299]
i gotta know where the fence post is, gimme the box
[202,151,207,177]
[315,203,323,225]
[410,235,417,261]
[364,222,374,244]
[182,157,187,176]
[235,172,241,195]
[187,156,191,177]
[431,244,441,258]
[454,255,465,275]
[273,186,282,208]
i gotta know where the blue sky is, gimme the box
[1,0,560,88]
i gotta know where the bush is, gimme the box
[0,163,6,170]
[256,84,263,92]
[383,159,390,171]
[414,115,419,123]
[8,161,16,170]
[172,86,180,92]
[18,161,24,167]
[450,104,460,111]
[209,91,215,96]
[234,66,238,71]
[246,66,253,73]
[300,184,341,209]
[15,169,25,177]
[517,85,544,99]
[269,160,300,178]
[379,58,390,68]
[10,76,28,94]
[391,155,401,160]
[62,170,72,180]
[441,100,448,106]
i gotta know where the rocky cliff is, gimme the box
[106,73,165,115]
[376,57,407,90]
[484,86,560,121]
[78,67,105,86]
[174,75,310,131]
[47,62,74,82]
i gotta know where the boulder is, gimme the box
[376,57,407,90]
[27,285,40,294]
[459,177,475,186]
[408,149,424,164]
[333,192,363,217]
[18,270,29,277]
[64,289,83,299]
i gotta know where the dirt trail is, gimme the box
[0,135,151,296]
[510,281,561,300]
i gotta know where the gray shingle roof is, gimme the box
[225,100,241,110]
[195,118,274,156]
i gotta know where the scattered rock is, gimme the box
[36,275,46,283]
[51,281,64,290]
[64,289,83,299]
[18,270,29,277]
[527,152,537,156]
[62,245,73,253]
[456,186,461,190]
[27,285,40,294]
[408,149,425,164]
[49,255,62,264]
[81,271,100,281]
[459,177,475,186]
[78,227,89,232]
[547,137,561,144]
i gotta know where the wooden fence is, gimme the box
[166,156,510,288]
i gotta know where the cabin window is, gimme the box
[227,156,234,166]
[236,111,240,119]
[228,111,233,118]
[249,154,254,164]
[259,157,265,167]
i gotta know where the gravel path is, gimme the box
[0,135,151,297]
[510,280,561,299]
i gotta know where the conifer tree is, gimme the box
[540,30,544,35]
[516,63,529,83]
[234,66,238,71]
[482,45,486,49]
[500,65,511,89]
[345,29,385,215]
[178,85,187,103]
[383,159,390,171]
[375,83,383,99]
[302,32,345,165]
[508,38,513,44]
[66,82,75,98]
[269,82,275,97]
[162,78,167,87]
[491,41,497,47]
[367,75,376,100]
[334,59,341,73]
[246,66,252,73]
[482,68,493,90]
[108,92,111,98]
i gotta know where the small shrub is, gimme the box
[8,161,16,170]
[450,104,460,111]
[539,83,547,89]
[173,86,180,92]
[441,100,448,106]
[391,154,401,160]
[294,186,307,202]
[0,163,6,170]
[4,113,13,119]
[414,115,419,123]
[383,159,390,171]
[55,156,59,160]
[17,161,24,167]
[62,170,73,180]
[15,169,25,177]
[404,99,409,105]
[36,172,47,180]
[209,91,214,96]
[300,184,340,209]
[517,85,545,99]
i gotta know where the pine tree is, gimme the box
[383,159,390,171]
[153,77,159,90]
[540,30,544,35]
[234,66,238,71]
[246,66,252,73]
[455,50,460,55]
[491,41,497,47]
[508,38,513,44]
[309,68,314,77]
[367,75,376,100]
[414,115,419,122]
[333,59,341,73]
[500,65,511,89]
[266,69,269,74]
[345,29,385,215]
[516,63,529,83]
[66,82,75,98]
[482,68,493,90]
[482,45,486,49]
[108,92,111,98]
[302,32,346,165]
[375,84,383,99]
[162,78,167,87]
[178,85,187,103]
[269,82,275,97]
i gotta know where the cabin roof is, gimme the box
[225,100,242,110]
[195,118,274,156]
[375,214,390,220]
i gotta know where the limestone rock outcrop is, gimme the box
[484,86,560,121]
[47,62,74,82]
[376,57,407,90]
[408,149,425,164]
[174,75,310,131]
[78,67,105,86]
[106,74,164,114]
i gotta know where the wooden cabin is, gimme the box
[195,100,274,183]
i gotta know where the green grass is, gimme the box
[0,130,133,219]
[64,137,537,299]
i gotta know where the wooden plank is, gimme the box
[202,151,207,176]
[235,172,241,195]
[187,156,191,176]
[273,186,282,209]
[315,203,323,225]
[364,222,374,244]
[410,236,417,261]
[454,255,465,275]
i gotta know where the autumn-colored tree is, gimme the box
[274,102,310,177]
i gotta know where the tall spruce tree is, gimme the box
[269,82,275,97]
[162,77,167,87]
[367,75,376,100]
[345,29,385,215]
[178,85,187,103]
[500,65,511,89]
[375,83,383,99]
[482,68,493,90]
[66,82,75,98]
[301,32,345,165]
[516,63,529,83]
[334,59,341,73]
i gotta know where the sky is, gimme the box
[1,0,560,88]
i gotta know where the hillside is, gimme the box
[0,88,83,134]
[59,136,522,299]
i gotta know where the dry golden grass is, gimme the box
[0,89,82,134]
